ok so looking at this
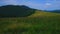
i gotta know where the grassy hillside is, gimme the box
[0,11,60,34]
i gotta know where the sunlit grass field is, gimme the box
[0,11,60,34]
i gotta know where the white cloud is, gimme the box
[44,3,52,8]
[45,3,51,5]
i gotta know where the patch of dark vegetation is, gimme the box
[0,5,36,17]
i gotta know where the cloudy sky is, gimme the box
[0,0,60,10]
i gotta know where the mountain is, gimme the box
[51,10,60,13]
[0,5,35,17]
[45,10,60,13]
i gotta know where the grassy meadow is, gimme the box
[0,11,60,34]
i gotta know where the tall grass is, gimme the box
[0,11,60,34]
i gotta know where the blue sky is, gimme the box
[0,0,60,10]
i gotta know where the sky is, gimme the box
[0,0,60,10]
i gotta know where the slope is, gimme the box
[0,11,60,34]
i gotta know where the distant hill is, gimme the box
[45,10,60,13]
[51,10,60,13]
[0,5,35,17]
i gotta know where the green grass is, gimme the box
[0,11,60,34]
